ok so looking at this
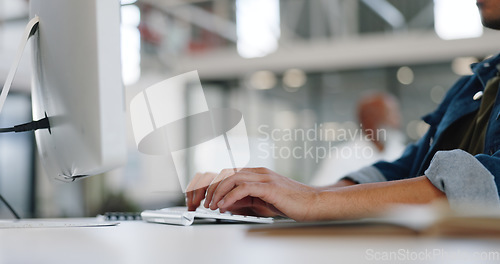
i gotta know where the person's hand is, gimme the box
[185,169,282,216]
[200,167,321,221]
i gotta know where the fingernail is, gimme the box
[217,199,225,208]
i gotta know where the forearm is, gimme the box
[311,176,446,220]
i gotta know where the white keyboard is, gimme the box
[141,206,274,226]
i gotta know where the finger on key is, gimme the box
[204,168,238,208]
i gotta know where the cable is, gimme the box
[0,194,21,220]
[0,114,49,220]
[0,115,48,219]
[0,114,51,134]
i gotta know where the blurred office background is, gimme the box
[0,0,498,218]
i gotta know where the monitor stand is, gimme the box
[0,17,40,222]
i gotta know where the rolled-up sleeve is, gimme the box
[425,149,500,210]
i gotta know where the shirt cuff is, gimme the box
[425,149,500,211]
[343,166,387,184]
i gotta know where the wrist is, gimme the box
[304,188,344,221]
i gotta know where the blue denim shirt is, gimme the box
[346,54,500,210]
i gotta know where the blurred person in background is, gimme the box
[311,92,406,186]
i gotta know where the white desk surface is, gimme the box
[1,219,500,264]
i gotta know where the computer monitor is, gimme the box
[29,0,126,182]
